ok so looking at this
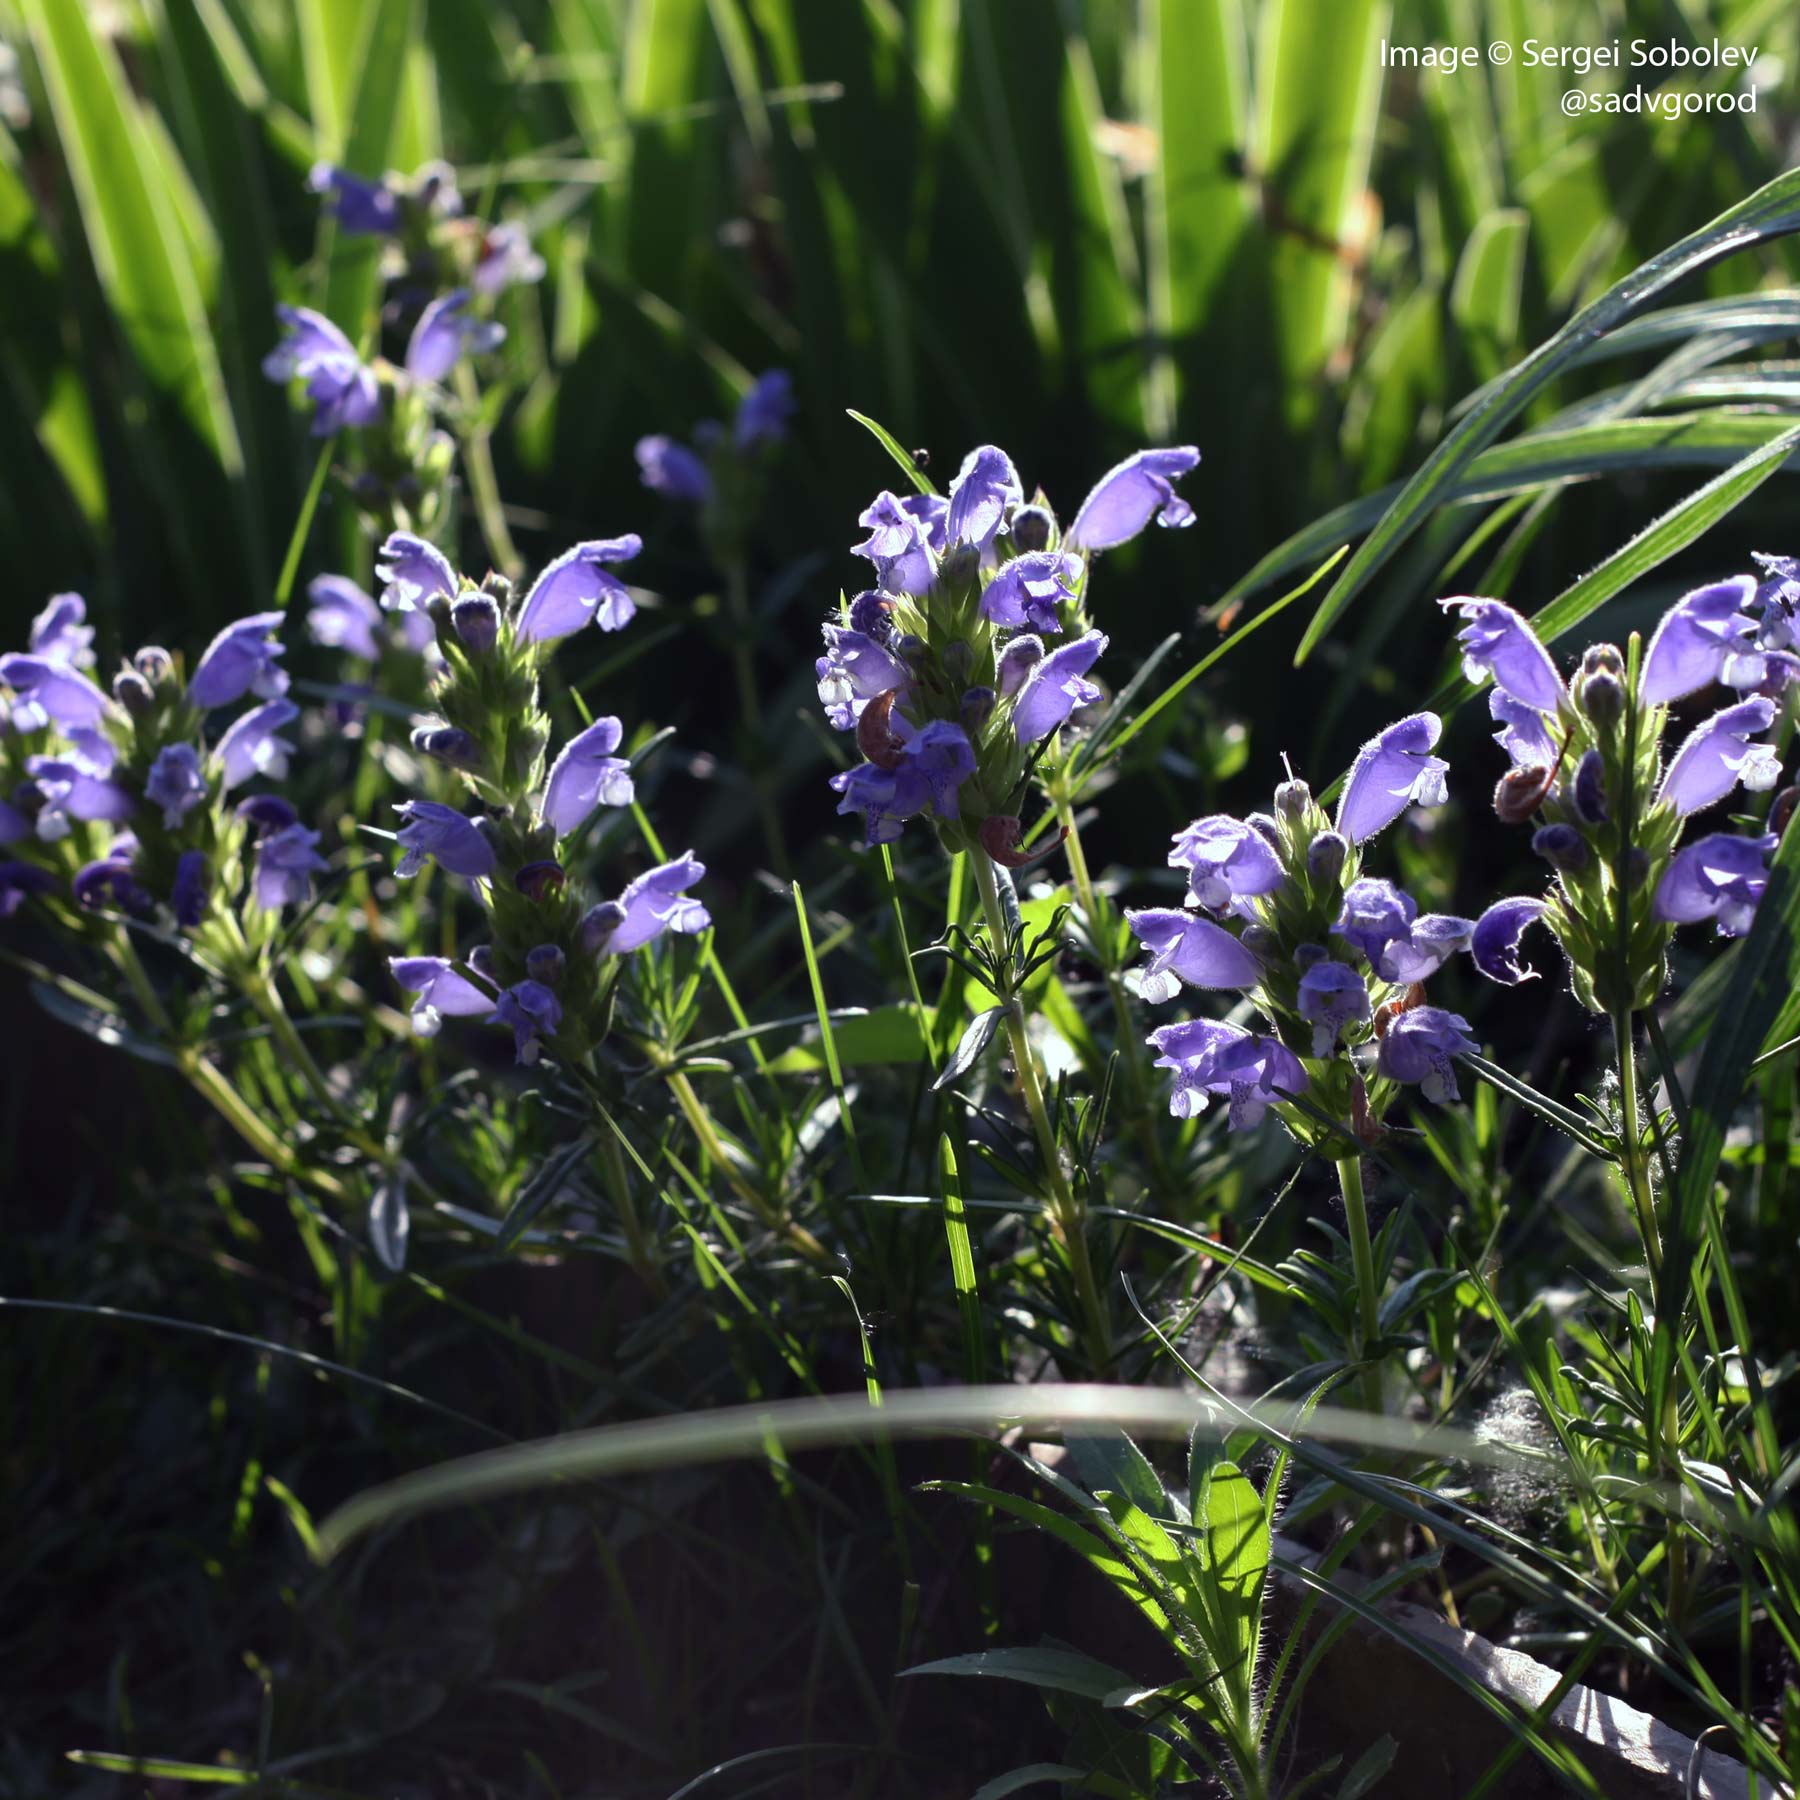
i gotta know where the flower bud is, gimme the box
[1293,941,1329,971]
[134,646,175,685]
[1571,749,1608,825]
[451,594,500,656]
[1581,642,1625,677]
[412,724,481,769]
[11,780,45,822]
[1009,505,1053,553]
[1578,670,1623,726]
[525,943,566,986]
[579,900,627,955]
[960,686,996,734]
[1274,779,1312,822]
[1532,823,1589,874]
[936,543,980,592]
[996,634,1044,696]
[1246,811,1281,847]
[514,858,565,901]
[943,640,975,682]
[480,570,515,606]
[468,944,497,981]
[1494,763,1555,825]
[1240,923,1278,958]
[234,794,298,837]
[1306,830,1347,887]
[1770,785,1799,837]
[112,669,155,716]
[1626,847,1651,889]
[894,632,926,666]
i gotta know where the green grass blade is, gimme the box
[939,1133,985,1386]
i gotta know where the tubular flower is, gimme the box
[1470,897,1553,985]
[404,290,504,384]
[1336,713,1449,843]
[1640,577,1762,703]
[390,955,496,1036]
[262,306,380,434]
[1125,909,1263,1002]
[216,700,299,790]
[1169,815,1285,912]
[1012,631,1106,744]
[1067,447,1201,552]
[945,445,1023,554]
[189,613,289,709]
[591,853,712,954]
[1375,1006,1476,1103]
[1654,833,1778,937]
[252,825,328,911]
[516,537,642,640]
[1146,1019,1306,1128]
[1442,598,1566,713]
[1297,960,1371,1055]
[542,717,635,836]
[1656,697,1781,816]
[394,801,495,880]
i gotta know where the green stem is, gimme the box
[453,362,521,579]
[111,931,174,1036]
[182,1050,347,1206]
[1336,1154,1385,1417]
[1612,1013,1662,1273]
[600,1130,666,1299]
[970,848,1112,1374]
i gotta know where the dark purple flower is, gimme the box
[852,491,937,596]
[578,901,627,954]
[1654,833,1778,937]
[24,758,134,838]
[1124,908,1262,1002]
[1441,598,1565,713]
[593,852,711,953]
[0,796,29,844]
[543,716,634,836]
[1067,447,1200,552]
[900,493,950,555]
[1146,1018,1305,1128]
[472,221,546,293]
[1532,823,1589,874]
[235,794,298,837]
[980,552,1079,634]
[526,943,565,985]
[0,654,110,733]
[1298,959,1371,1054]
[390,955,497,1035]
[262,305,380,435]
[73,857,150,915]
[1376,1005,1475,1102]
[1657,697,1780,816]
[829,719,976,844]
[1388,912,1475,982]
[636,434,714,504]
[493,980,563,1065]
[1335,712,1448,843]
[1330,878,1416,970]
[451,594,499,656]
[516,537,642,640]
[216,699,299,791]
[1640,577,1761,704]
[1471,896,1551,984]
[307,575,383,660]
[1168,814,1285,912]
[1012,629,1106,744]
[170,849,209,927]
[404,289,504,385]
[189,612,288,709]
[377,532,460,616]
[996,634,1045,697]
[394,801,496,880]
[0,860,56,917]
[29,592,94,668]
[253,824,327,911]
[734,370,794,449]
[1572,749,1608,824]
[946,445,1022,553]
[815,624,910,730]
[307,163,400,235]
[145,744,207,827]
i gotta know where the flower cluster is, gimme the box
[371,531,709,1066]
[816,445,1199,851]
[1127,715,1476,1138]
[1448,573,1792,1013]
[0,594,325,932]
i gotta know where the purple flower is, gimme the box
[1471,897,1552,984]
[492,980,562,1065]
[1336,712,1448,843]
[307,575,383,660]
[472,221,546,293]
[734,370,794,449]
[946,445,1023,553]
[1125,908,1262,1002]
[852,491,937,596]
[73,856,150,915]
[252,824,327,911]
[996,634,1045,696]
[516,537,642,640]
[1752,552,1800,650]
[1640,577,1761,704]
[1330,878,1416,970]
[816,624,911,730]
[307,163,400,235]
[236,794,298,837]
[390,955,497,1035]
[0,861,56,917]
[1012,629,1106,744]
[405,290,504,385]
[24,758,134,838]
[1067,447,1201,552]
[1388,913,1475,982]
[216,698,299,790]
[262,306,380,435]
[189,612,288,709]
[1657,697,1780,816]
[1376,1006,1475,1102]
[171,849,209,927]
[636,434,714,504]
[0,796,29,844]
[830,719,975,844]
[1442,598,1566,713]
[900,493,950,556]
[1147,1018,1305,1128]
[542,716,634,836]
[29,593,94,667]
[1168,815,1285,912]
[980,552,1079,634]
[377,533,460,616]
[593,852,711,953]
[1298,960,1371,1054]
[394,801,496,879]
[146,744,207,827]
[1654,833,1778,937]
[0,654,111,732]
[1571,749,1608,824]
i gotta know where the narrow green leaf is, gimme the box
[933,1005,1005,1092]
[939,1133,985,1386]
[846,406,937,495]
[900,1645,1132,1702]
